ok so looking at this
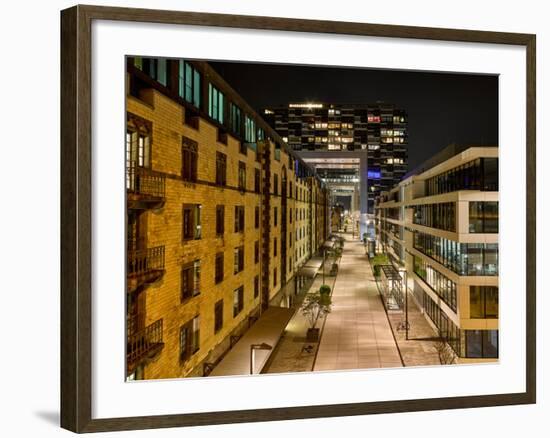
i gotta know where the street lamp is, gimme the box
[250,343,272,374]
[399,268,409,340]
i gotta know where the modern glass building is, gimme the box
[261,103,408,236]
[375,145,499,362]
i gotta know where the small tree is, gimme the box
[301,287,332,329]
[434,333,457,365]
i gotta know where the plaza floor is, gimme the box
[313,234,403,371]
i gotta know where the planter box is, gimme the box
[306,328,320,342]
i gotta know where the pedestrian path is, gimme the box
[314,234,403,371]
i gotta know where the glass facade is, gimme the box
[425,158,498,196]
[469,201,499,233]
[470,286,499,318]
[413,202,456,232]
[465,329,499,358]
[422,291,461,355]
[414,231,498,276]
[414,256,457,312]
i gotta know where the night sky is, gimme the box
[210,61,498,171]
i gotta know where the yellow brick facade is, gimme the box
[125,60,329,380]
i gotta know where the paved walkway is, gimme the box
[209,306,294,376]
[263,257,338,374]
[314,234,403,371]
[384,291,446,367]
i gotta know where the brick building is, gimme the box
[126,57,329,380]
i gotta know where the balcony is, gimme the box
[127,245,165,293]
[126,162,165,210]
[127,319,164,374]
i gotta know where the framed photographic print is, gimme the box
[60,4,536,433]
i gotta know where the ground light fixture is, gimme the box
[250,343,273,374]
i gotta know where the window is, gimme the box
[233,286,244,317]
[181,260,201,301]
[234,246,244,274]
[234,206,245,233]
[215,152,227,186]
[465,330,498,358]
[413,203,456,232]
[126,116,151,171]
[469,202,498,233]
[215,205,225,236]
[274,207,278,226]
[137,57,168,86]
[255,206,260,229]
[208,84,224,124]
[414,231,498,276]
[273,268,277,287]
[274,238,277,257]
[414,256,457,312]
[254,169,261,193]
[178,61,201,108]
[230,103,242,136]
[214,300,223,333]
[273,174,279,196]
[179,315,200,362]
[289,208,292,224]
[238,161,246,191]
[254,275,260,298]
[182,204,201,240]
[425,158,499,196]
[245,116,256,143]
[182,137,198,182]
[215,253,224,284]
[254,241,260,264]
[470,286,499,318]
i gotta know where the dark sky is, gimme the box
[210,61,498,171]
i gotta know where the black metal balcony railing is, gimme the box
[126,162,165,200]
[127,246,165,277]
[127,319,164,369]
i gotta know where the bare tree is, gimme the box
[434,333,457,365]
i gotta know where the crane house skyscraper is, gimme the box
[262,103,407,237]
